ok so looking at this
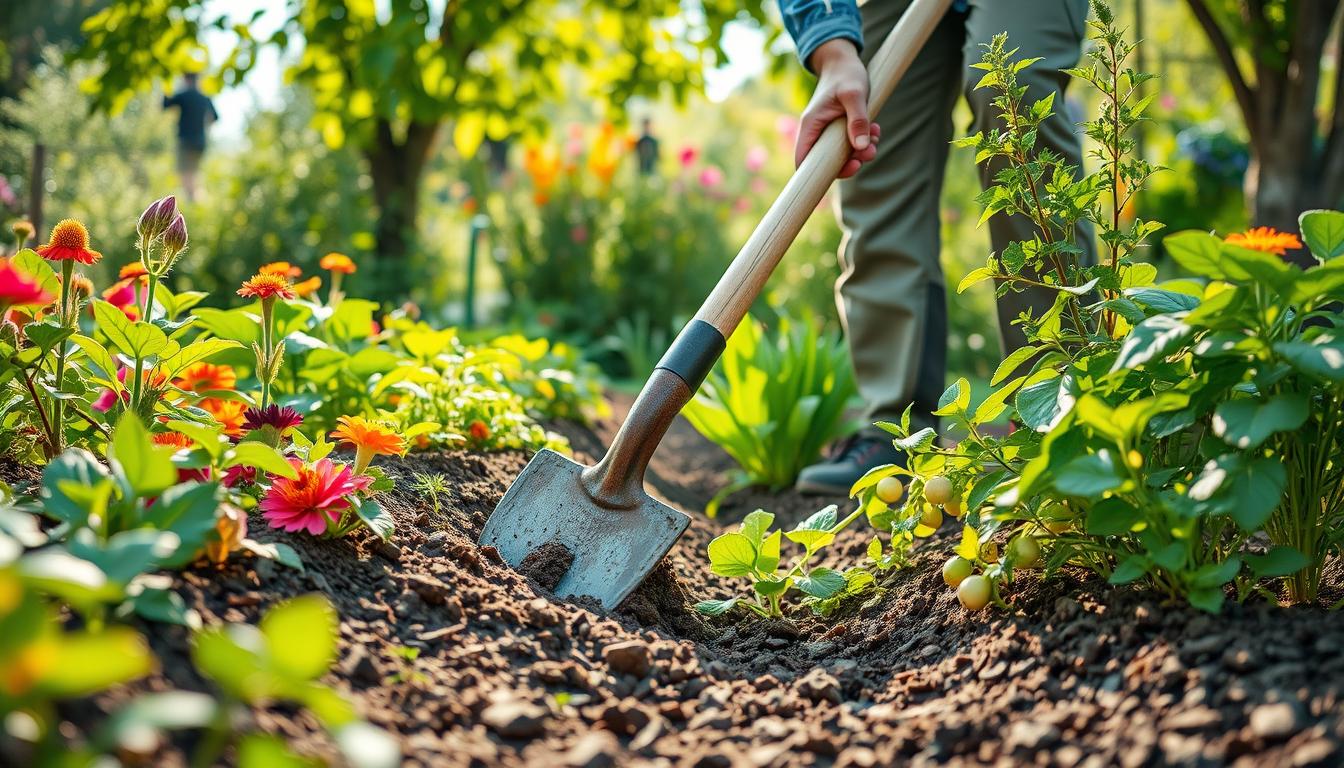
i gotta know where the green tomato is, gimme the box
[924,476,953,505]
[958,574,992,611]
[1008,535,1041,569]
[943,556,973,587]
[875,476,905,504]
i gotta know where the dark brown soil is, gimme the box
[25,402,1344,767]
[518,540,575,591]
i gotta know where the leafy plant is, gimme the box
[695,506,874,618]
[683,314,859,516]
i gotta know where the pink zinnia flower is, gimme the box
[0,261,55,309]
[678,146,698,168]
[222,465,257,488]
[745,145,768,174]
[260,457,371,535]
[698,165,724,189]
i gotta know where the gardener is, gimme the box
[162,72,219,202]
[783,0,1094,494]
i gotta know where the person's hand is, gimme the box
[795,39,880,178]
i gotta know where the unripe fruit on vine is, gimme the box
[1008,535,1041,569]
[980,541,1000,563]
[920,503,943,530]
[876,476,904,504]
[958,575,992,611]
[1126,450,1143,470]
[944,497,963,518]
[924,476,953,505]
[943,556,973,587]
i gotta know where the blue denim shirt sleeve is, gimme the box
[779,0,864,72]
[781,1,969,72]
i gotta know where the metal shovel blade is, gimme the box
[479,448,691,609]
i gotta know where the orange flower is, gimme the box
[319,253,356,274]
[331,414,406,474]
[35,219,102,265]
[469,419,491,441]
[237,272,296,300]
[260,261,303,278]
[152,431,194,449]
[293,275,322,298]
[1224,226,1303,256]
[119,262,150,280]
[204,503,247,565]
[202,398,247,437]
[174,362,237,393]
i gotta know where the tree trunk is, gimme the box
[364,119,441,302]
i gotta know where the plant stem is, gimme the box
[21,368,58,458]
[51,260,74,454]
[142,273,159,323]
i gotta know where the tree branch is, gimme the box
[1320,5,1344,202]
[1184,0,1260,149]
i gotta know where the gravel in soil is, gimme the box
[31,405,1344,767]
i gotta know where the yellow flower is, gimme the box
[1223,226,1303,256]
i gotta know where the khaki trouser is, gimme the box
[836,0,1094,435]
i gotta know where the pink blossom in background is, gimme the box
[565,138,585,159]
[698,165,724,189]
[0,177,16,209]
[1160,92,1177,112]
[733,197,752,214]
[570,224,589,244]
[750,177,768,195]
[678,146,698,168]
[745,145,768,174]
[775,115,800,147]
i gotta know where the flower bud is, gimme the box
[161,213,189,255]
[10,220,34,244]
[137,196,177,240]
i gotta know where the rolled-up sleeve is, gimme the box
[780,0,864,72]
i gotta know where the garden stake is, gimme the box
[479,0,954,609]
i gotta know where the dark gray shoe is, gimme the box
[795,435,906,496]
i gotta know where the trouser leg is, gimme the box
[836,0,965,436]
[964,0,1095,355]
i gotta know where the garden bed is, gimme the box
[52,401,1344,767]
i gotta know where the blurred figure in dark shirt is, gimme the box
[163,73,218,200]
[635,117,659,175]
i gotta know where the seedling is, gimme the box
[411,472,451,518]
[695,506,873,618]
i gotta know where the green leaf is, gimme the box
[848,463,902,499]
[109,413,179,497]
[1124,287,1200,314]
[991,344,1039,386]
[41,448,110,526]
[1109,555,1150,585]
[1053,450,1122,497]
[129,586,201,628]
[1299,209,1344,261]
[1188,454,1287,531]
[1164,230,1226,280]
[194,307,261,344]
[1187,587,1225,613]
[753,577,792,597]
[158,338,243,380]
[69,528,178,585]
[933,378,972,417]
[70,334,122,390]
[755,530,782,574]
[143,483,224,566]
[1016,373,1075,432]
[1211,394,1310,450]
[1273,339,1344,383]
[226,442,300,479]
[707,532,757,577]
[262,595,338,681]
[12,248,60,299]
[892,428,936,452]
[1111,314,1194,372]
[739,510,774,548]
[94,301,169,359]
[96,692,218,754]
[1245,546,1309,579]
[965,470,1007,512]
[1085,498,1141,536]
[954,525,979,560]
[38,626,153,697]
[693,598,739,616]
[355,498,394,540]
[241,540,306,572]
[958,266,997,293]
[795,567,846,599]
[238,734,324,768]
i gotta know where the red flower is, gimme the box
[0,261,54,308]
[260,457,372,535]
[35,219,102,265]
[242,404,304,434]
[469,419,491,441]
[237,273,296,300]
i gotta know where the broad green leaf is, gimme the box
[226,442,301,479]
[693,598,739,616]
[1109,555,1150,584]
[958,266,997,293]
[158,338,243,379]
[933,378,971,416]
[69,334,122,390]
[143,483,224,566]
[129,586,201,628]
[241,540,306,572]
[1273,339,1344,383]
[849,463,902,498]
[1085,498,1141,535]
[355,499,395,540]
[1290,260,1344,305]
[795,567,846,599]
[1188,454,1287,530]
[1053,450,1122,497]
[739,510,774,548]
[1016,373,1075,432]
[1111,314,1194,372]
[194,307,261,344]
[94,301,169,358]
[238,734,324,768]
[755,530,782,574]
[954,525,979,560]
[261,595,338,681]
[892,428,936,452]
[1211,394,1310,449]
[109,413,178,497]
[41,448,110,526]
[753,577,792,597]
[1246,546,1309,579]
[991,344,1039,386]
[69,528,178,585]
[1299,209,1344,261]
[12,248,60,298]
[1187,587,1225,613]
[1123,287,1200,314]
[707,532,757,577]
[1164,230,1226,280]
[38,627,153,696]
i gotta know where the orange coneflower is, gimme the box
[35,219,101,265]
[319,253,356,274]
[260,261,303,278]
[331,414,406,474]
[119,262,150,281]
[152,431,194,449]
[174,362,238,393]
[237,272,296,300]
[1224,226,1303,256]
[293,275,322,298]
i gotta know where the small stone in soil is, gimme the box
[481,699,548,739]
[603,640,652,678]
[518,540,575,591]
[1248,702,1300,740]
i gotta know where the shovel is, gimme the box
[480,0,954,609]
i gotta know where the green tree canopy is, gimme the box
[77,0,767,299]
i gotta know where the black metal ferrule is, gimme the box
[654,319,726,392]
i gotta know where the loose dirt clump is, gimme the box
[517,539,574,591]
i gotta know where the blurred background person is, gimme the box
[162,72,218,201]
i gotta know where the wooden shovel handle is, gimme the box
[694,0,953,337]
[583,0,953,507]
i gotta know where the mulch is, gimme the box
[17,402,1344,767]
